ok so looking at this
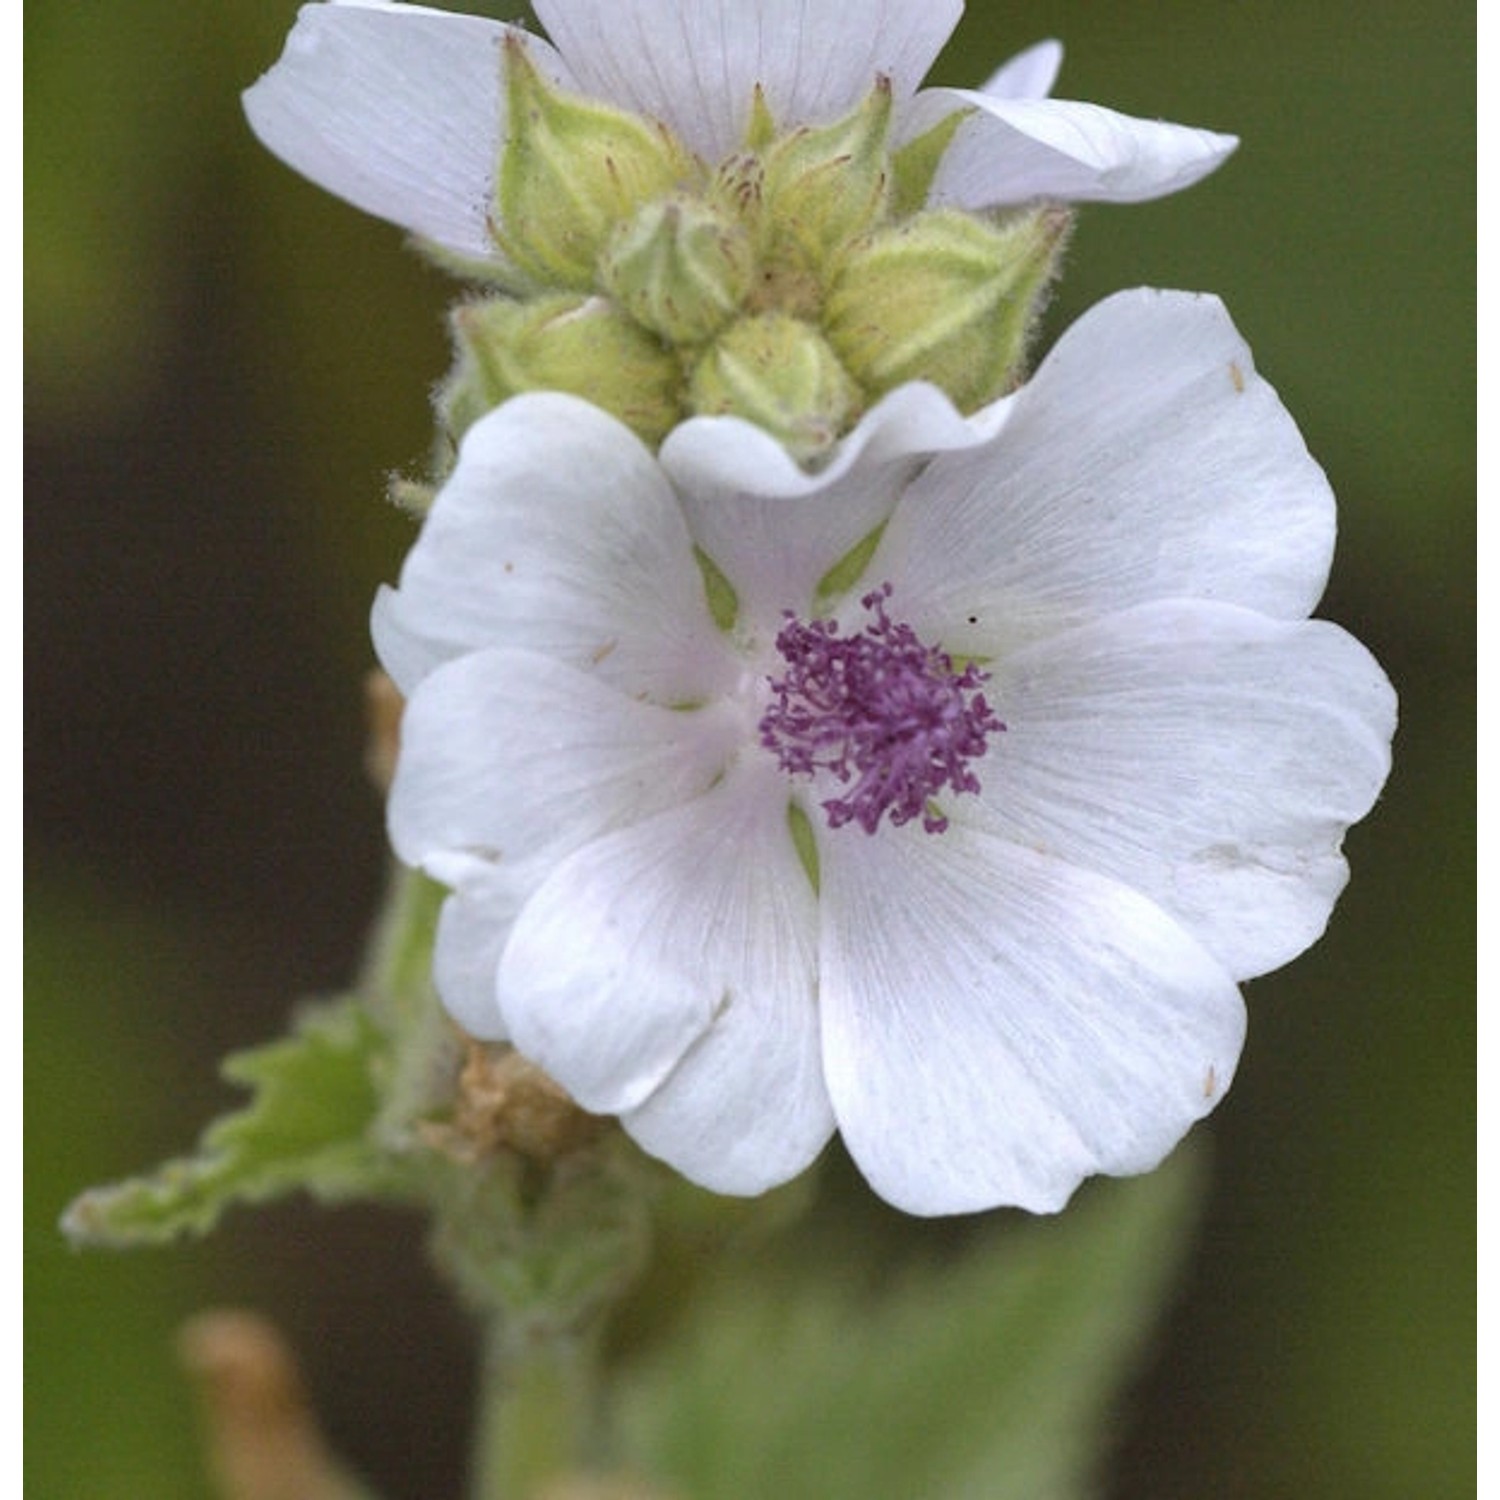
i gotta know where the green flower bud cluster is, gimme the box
[437,38,1070,465]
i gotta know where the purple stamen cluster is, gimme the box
[759,584,1004,834]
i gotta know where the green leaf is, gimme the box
[62,996,410,1247]
[615,1147,1205,1500]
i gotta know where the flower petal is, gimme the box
[423,853,525,1040]
[818,820,1246,1216]
[680,460,914,633]
[902,89,1236,207]
[870,288,1336,659]
[962,601,1397,981]
[372,394,733,704]
[659,380,1016,502]
[388,646,737,875]
[498,766,821,1145]
[533,0,963,163]
[621,780,833,1194]
[977,39,1063,101]
[242,3,558,261]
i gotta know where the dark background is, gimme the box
[27,1,1473,1495]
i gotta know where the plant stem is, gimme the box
[471,1317,604,1500]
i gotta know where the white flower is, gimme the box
[243,1,1235,266]
[374,289,1395,1216]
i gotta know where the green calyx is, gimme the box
[828,207,1071,409]
[689,314,862,465]
[497,38,696,290]
[441,294,683,448]
[599,197,754,344]
[752,80,895,300]
[441,56,1070,461]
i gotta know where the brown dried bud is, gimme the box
[428,1041,608,1164]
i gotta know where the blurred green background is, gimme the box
[27,1,1473,1496]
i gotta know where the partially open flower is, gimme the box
[244,1,1237,467]
[372,290,1395,1216]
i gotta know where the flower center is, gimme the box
[759,584,1003,834]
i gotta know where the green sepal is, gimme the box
[826,206,1070,411]
[388,475,436,516]
[688,312,861,465]
[441,293,684,449]
[599,196,754,345]
[756,78,894,287]
[62,996,411,1247]
[693,546,740,634]
[427,1136,655,1336]
[496,38,697,291]
[888,108,967,220]
[742,85,778,152]
[813,520,887,606]
[785,802,821,894]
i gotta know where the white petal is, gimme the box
[388,646,737,874]
[243,3,555,261]
[424,855,525,1040]
[680,460,915,633]
[903,89,1236,207]
[368,584,433,696]
[534,0,962,163]
[659,380,1016,502]
[977,40,1062,101]
[372,394,733,703]
[621,777,833,1194]
[871,289,1337,660]
[818,820,1246,1216]
[963,601,1397,980]
[498,766,820,1139]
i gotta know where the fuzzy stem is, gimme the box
[471,1319,604,1500]
[358,859,446,1007]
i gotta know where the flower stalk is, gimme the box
[355,848,653,1496]
[471,1321,606,1500]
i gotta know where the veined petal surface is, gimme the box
[388,647,737,875]
[870,289,1336,661]
[680,461,913,632]
[903,89,1236,207]
[965,602,1398,980]
[372,395,733,704]
[533,0,962,163]
[819,821,1246,1215]
[242,3,564,262]
[621,769,833,1194]
[498,766,819,1125]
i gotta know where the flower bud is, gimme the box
[442,294,683,447]
[496,38,697,290]
[757,78,894,270]
[825,207,1071,411]
[598,197,753,344]
[688,312,861,464]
